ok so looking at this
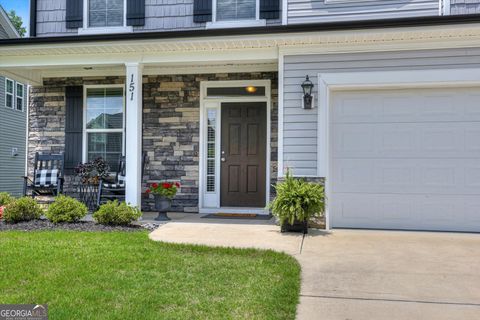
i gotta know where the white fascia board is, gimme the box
[2,23,480,69]
[0,47,278,68]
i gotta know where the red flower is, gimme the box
[146,189,151,194]
[175,182,180,188]
[162,182,172,189]
[152,183,158,189]
[0,206,4,219]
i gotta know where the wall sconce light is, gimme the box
[301,75,314,109]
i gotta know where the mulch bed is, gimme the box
[0,219,157,232]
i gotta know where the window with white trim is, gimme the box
[217,0,256,21]
[208,0,265,28]
[5,78,14,109]
[206,109,217,192]
[85,87,124,170]
[16,83,24,111]
[88,0,125,27]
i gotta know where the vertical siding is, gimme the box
[451,0,480,14]
[287,0,439,24]
[282,47,480,176]
[0,76,27,196]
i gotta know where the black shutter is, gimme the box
[127,0,145,26]
[260,0,280,19]
[30,0,37,37]
[193,0,212,23]
[65,86,83,174]
[66,0,83,28]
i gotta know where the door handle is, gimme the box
[221,157,226,162]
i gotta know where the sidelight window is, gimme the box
[206,109,217,192]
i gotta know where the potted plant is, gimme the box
[74,158,110,211]
[269,170,325,234]
[74,157,110,185]
[146,181,180,221]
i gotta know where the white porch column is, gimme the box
[125,62,143,208]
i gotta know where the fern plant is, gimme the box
[269,170,325,226]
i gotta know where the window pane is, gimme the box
[217,0,255,21]
[206,108,217,193]
[16,84,23,97]
[6,95,13,108]
[6,80,13,94]
[89,0,123,27]
[87,132,123,170]
[86,87,123,129]
[207,86,265,97]
[16,98,23,111]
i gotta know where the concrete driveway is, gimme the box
[298,229,480,320]
[149,214,480,319]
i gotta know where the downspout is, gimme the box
[25,85,30,177]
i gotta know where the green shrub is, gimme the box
[45,195,88,223]
[93,200,142,226]
[3,197,43,223]
[0,192,14,206]
[269,170,325,225]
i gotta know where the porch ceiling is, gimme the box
[2,22,480,84]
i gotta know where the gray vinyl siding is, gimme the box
[0,24,8,39]
[282,47,480,176]
[287,0,439,25]
[0,76,27,196]
[451,0,480,14]
[36,0,280,37]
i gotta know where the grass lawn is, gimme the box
[0,231,300,319]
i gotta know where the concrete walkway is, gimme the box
[149,214,480,320]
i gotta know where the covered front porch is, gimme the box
[0,36,280,213]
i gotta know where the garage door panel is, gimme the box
[333,122,480,159]
[333,88,480,124]
[333,158,480,195]
[331,87,480,232]
[331,193,480,232]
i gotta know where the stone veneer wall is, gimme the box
[142,72,278,212]
[28,72,278,212]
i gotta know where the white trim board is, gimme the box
[199,80,271,214]
[317,68,480,230]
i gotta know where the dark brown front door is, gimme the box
[220,102,267,207]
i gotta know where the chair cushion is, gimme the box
[103,183,125,189]
[34,169,59,187]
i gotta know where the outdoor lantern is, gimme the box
[301,75,314,109]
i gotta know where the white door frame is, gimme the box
[318,68,480,230]
[199,80,271,214]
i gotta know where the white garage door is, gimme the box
[330,87,480,232]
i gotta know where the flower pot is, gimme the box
[281,219,308,234]
[154,195,171,221]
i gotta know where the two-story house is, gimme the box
[0,0,480,232]
[0,5,26,196]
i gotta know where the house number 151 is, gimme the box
[129,74,135,101]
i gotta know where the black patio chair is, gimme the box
[23,152,65,198]
[96,152,148,207]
